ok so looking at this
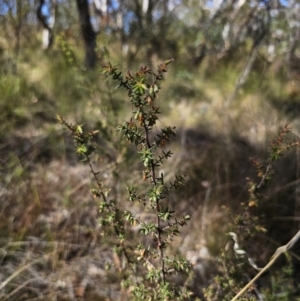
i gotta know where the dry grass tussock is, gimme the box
[0,159,126,300]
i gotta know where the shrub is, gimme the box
[58,60,194,300]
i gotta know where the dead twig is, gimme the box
[231,229,300,301]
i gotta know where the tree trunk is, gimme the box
[37,0,56,50]
[76,0,97,69]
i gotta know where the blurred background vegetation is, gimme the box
[1,0,300,300]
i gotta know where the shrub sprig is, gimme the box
[103,60,192,300]
[59,60,192,300]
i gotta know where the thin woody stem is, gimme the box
[256,163,272,190]
[143,122,166,284]
[86,155,132,265]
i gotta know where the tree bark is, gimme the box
[76,0,97,69]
